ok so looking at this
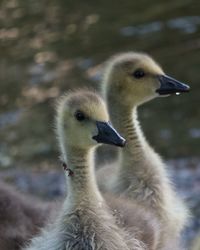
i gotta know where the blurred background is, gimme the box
[0,0,199,247]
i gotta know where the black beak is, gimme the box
[92,121,126,147]
[156,75,190,95]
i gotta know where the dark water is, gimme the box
[0,0,200,246]
[0,0,199,168]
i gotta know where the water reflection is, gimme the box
[120,16,200,37]
[0,109,23,129]
[167,16,200,33]
[120,21,163,36]
[189,128,200,139]
[0,0,199,165]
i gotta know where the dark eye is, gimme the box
[133,69,145,79]
[75,110,86,121]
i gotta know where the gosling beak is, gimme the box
[93,121,126,147]
[156,75,190,95]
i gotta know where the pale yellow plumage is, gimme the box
[97,52,189,249]
[23,90,146,250]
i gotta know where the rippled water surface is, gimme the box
[0,0,199,167]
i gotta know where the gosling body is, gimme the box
[0,181,56,250]
[23,90,145,250]
[97,52,189,248]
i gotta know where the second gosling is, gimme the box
[23,90,145,250]
[97,52,190,249]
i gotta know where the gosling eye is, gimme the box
[74,110,86,122]
[132,69,145,79]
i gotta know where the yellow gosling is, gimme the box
[97,52,190,249]
[23,90,145,250]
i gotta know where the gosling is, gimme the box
[0,181,57,250]
[97,52,190,248]
[23,90,145,250]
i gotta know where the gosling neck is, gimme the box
[106,92,146,157]
[63,146,103,206]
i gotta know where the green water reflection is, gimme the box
[0,0,199,168]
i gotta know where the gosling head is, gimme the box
[103,52,190,107]
[56,90,126,153]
